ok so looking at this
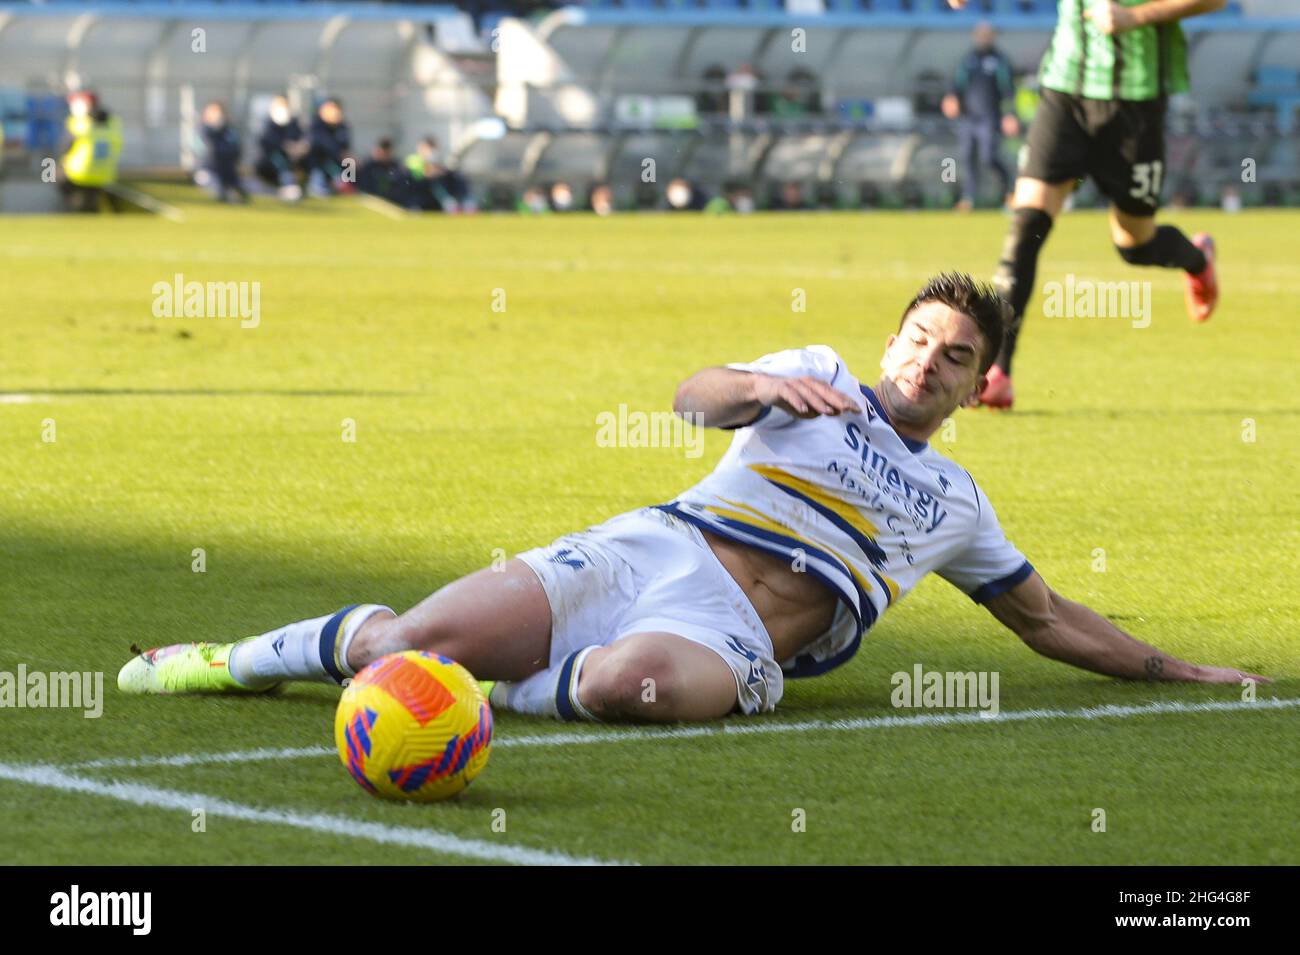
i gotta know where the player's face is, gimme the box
[878,303,986,426]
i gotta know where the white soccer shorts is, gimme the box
[515,505,782,715]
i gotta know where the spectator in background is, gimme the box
[727,183,756,214]
[404,136,473,212]
[589,183,615,216]
[256,95,310,202]
[308,97,352,197]
[666,177,707,211]
[196,101,247,204]
[64,90,97,140]
[518,185,549,214]
[703,182,755,215]
[942,21,1018,212]
[771,69,820,118]
[59,103,122,212]
[357,138,415,208]
[550,181,575,212]
[726,64,762,117]
[772,181,809,211]
[696,64,729,115]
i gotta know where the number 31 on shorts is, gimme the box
[1129,161,1164,206]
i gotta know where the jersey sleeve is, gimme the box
[935,477,1034,602]
[721,344,847,430]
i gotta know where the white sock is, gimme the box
[491,646,601,722]
[228,604,392,688]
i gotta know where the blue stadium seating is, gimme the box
[1249,66,1300,134]
[0,0,1244,13]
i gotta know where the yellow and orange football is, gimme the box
[335,650,492,802]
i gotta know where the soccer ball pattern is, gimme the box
[335,650,492,802]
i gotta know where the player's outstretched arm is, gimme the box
[1085,0,1226,36]
[673,368,860,429]
[982,570,1269,684]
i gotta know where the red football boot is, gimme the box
[1184,232,1218,323]
[978,365,1014,410]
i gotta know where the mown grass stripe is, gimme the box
[0,762,620,867]
[63,696,1299,771]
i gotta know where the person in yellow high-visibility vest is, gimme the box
[60,105,123,212]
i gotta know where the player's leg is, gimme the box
[490,630,748,723]
[1094,97,1216,321]
[984,175,1072,405]
[118,558,554,694]
[956,120,978,211]
[576,633,739,722]
[345,560,552,680]
[984,90,1089,403]
[986,126,1013,206]
[488,507,779,723]
[1108,206,1216,322]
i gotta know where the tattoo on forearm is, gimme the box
[1144,656,1164,680]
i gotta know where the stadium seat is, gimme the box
[864,0,911,13]
[1249,67,1300,135]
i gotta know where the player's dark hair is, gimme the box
[898,271,1009,375]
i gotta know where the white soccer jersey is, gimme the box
[657,344,1033,678]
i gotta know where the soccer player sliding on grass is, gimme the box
[120,273,1265,721]
[947,0,1224,409]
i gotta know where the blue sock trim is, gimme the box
[319,604,360,685]
[554,650,582,722]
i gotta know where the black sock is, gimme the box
[992,207,1054,376]
[1115,225,1207,273]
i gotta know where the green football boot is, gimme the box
[117,639,277,695]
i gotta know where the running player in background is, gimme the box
[948,0,1224,409]
[118,273,1265,723]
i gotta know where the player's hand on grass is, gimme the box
[1084,1,1140,35]
[753,374,862,419]
[1187,664,1271,685]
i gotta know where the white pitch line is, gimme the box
[353,193,408,220]
[64,696,1300,772]
[103,184,187,223]
[0,761,619,866]
[67,744,337,771]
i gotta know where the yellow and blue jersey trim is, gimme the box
[968,560,1035,603]
[653,500,888,678]
[749,464,891,574]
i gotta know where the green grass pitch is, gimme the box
[1,192,1297,865]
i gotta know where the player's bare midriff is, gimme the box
[700,529,839,662]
